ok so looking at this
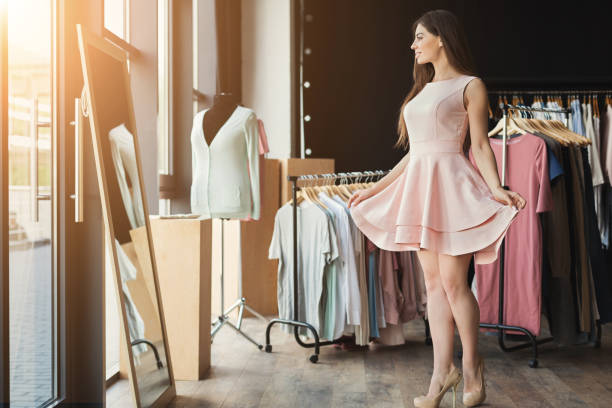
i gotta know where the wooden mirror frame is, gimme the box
[76,24,176,407]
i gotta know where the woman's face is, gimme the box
[411,23,442,64]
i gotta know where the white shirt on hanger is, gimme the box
[190,106,260,219]
[584,103,605,187]
[319,192,351,339]
[269,201,339,336]
[330,194,362,327]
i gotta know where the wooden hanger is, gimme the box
[332,175,353,201]
[329,184,347,201]
[303,176,329,209]
[324,175,345,199]
[488,114,525,137]
[513,117,537,134]
[542,119,588,146]
[287,189,305,206]
[527,119,571,146]
[317,174,338,198]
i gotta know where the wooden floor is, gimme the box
[107,317,612,407]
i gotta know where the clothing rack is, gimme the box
[479,104,570,368]
[264,170,431,363]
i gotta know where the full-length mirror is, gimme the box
[76,25,175,407]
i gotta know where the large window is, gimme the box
[7,0,56,406]
[104,0,129,41]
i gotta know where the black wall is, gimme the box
[298,0,612,173]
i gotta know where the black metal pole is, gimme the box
[292,177,298,322]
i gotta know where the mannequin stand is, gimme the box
[210,218,266,349]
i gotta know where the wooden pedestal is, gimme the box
[148,218,212,380]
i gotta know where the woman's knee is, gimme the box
[423,270,442,292]
[440,274,467,304]
[438,253,471,303]
[418,254,441,291]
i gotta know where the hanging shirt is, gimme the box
[602,104,612,183]
[366,247,380,338]
[320,192,363,338]
[469,133,552,336]
[191,106,260,219]
[570,99,585,136]
[315,194,346,340]
[374,250,386,330]
[584,103,605,187]
[398,250,427,322]
[378,250,402,325]
[269,201,339,335]
[315,203,340,341]
[548,147,564,181]
[600,104,612,248]
[331,195,363,325]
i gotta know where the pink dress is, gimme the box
[469,133,552,334]
[349,75,520,264]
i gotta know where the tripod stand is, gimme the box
[210,218,267,349]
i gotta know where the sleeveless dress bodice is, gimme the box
[349,75,519,264]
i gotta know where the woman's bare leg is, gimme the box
[437,252,481,393]
[416,249,456,397]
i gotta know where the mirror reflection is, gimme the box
[84,40,171,407]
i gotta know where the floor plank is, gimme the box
[107,317,612,407]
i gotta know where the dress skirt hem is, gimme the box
[350,202,518,265]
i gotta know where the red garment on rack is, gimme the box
[469,133,552,336]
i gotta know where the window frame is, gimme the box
[102,0,140,58]
[1,0,10,402]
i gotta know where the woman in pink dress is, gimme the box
[348,10,526,408]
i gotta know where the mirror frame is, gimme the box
[76,24,176,407]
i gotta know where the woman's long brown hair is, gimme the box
[396,10,477,151]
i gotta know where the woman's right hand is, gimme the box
[348,188,375,208]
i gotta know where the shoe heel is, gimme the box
[452,383,458,408]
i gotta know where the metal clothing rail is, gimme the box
[480,104,569,368]
[264,170,398,363]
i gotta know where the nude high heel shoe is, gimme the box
[413,365,462,408]
[463,357,486,407]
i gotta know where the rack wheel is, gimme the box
[309,354,319,364]
[265,344,272,353]
[258,344,263,350]
[529,359,538,368]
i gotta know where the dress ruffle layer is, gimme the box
[349,153,519,265]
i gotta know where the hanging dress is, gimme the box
[349,75,520,264]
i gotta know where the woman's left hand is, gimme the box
[492,186,526,210]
